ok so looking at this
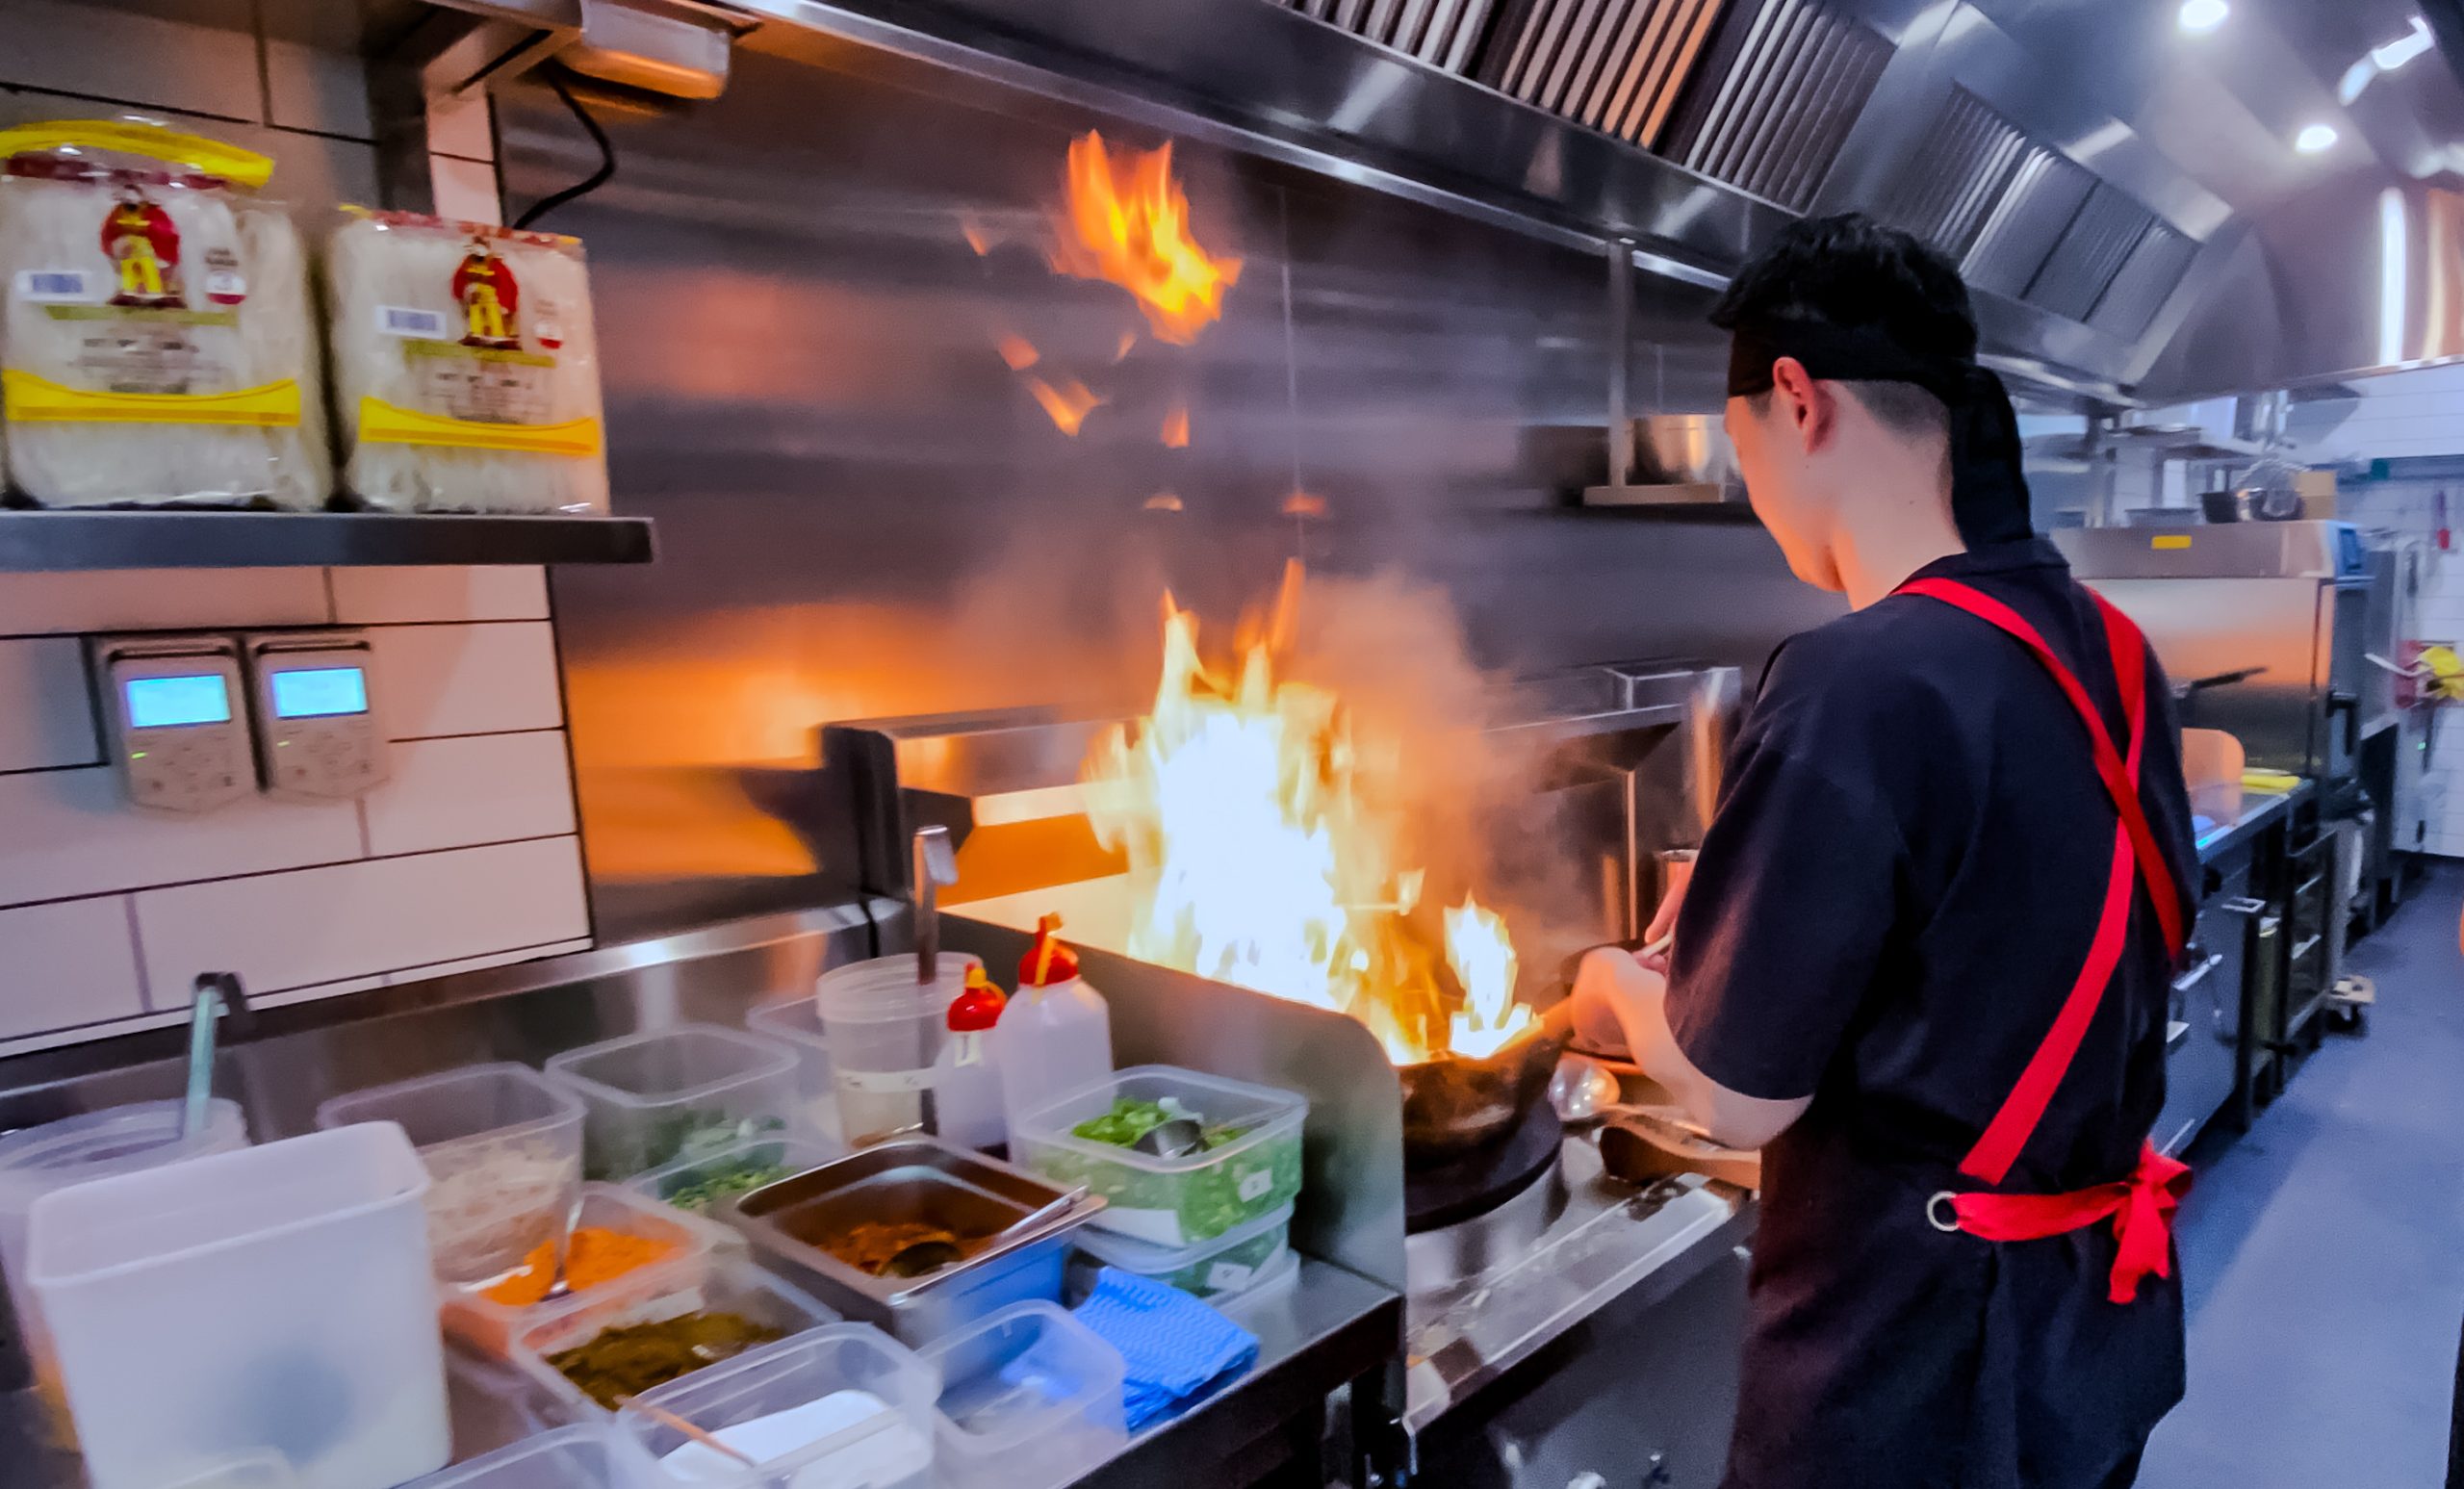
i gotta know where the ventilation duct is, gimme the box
[2085,223,2195,342]
[1657,0,1893,213]
[2024,181,2154,323]
[1278,0,1502,72]
[1478,0,1726,145]
[1876,88,2030,262]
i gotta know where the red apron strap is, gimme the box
[1899,578,2185,960]
[1896,577,2184,1187]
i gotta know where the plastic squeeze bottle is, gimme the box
[992,914,1115,1140]
[931,965,1010,1152]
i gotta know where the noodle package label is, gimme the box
[328,211,608,514]
[0,121,327,506]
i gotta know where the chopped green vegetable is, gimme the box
[1068,1096,1245,1150]
[1035,1095,1300,1245]
[657,1155,792,1212]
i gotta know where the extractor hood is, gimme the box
[711,0,2464,403]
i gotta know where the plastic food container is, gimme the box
[317,1064,584,1286]
[1070,1201,1296,1301]
[27,1124,449,1489]
[442,1184,732,1357]
[620,1323,937,1489]
[438,1336,582,1467]
[626,1132,842,1218]
[1014,1066,1308,1246]
[403,1425,638,1489]
[743,996,841,1142]
[546,1024,798,1181]
[0,1097,247,1375]
[813,954,978,1144]
[514,1252,838,1418]
[919,1302,1126,1489]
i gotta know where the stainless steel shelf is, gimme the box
[0,510,655,570]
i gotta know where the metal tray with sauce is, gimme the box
[725,1136,1101,1344]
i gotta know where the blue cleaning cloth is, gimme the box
[1072,1267,1260,1430]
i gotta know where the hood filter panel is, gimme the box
[1284,0,1502,71]
[1876,88,2030,262]
[1481,0,1728,144]
[1658,0,1893,214]
[2085,222,2196,342]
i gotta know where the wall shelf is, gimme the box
[0,511,655,571]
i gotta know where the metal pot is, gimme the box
[1398,1021,1569,1168]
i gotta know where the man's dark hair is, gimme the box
[1710,213,1978,439]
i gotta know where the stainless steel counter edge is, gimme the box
[2196,785,2302,867]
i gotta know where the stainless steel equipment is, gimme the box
[2054,522,2377,784]
[725,1137,1103,1343]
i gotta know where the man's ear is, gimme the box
[1770,357,1835,452]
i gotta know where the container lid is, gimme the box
[815,954,980,1021]
[1068,1201,1294,1273]
[0,1098,247,1210]
[544,1023,797,1105]
[315,1063,580,1153]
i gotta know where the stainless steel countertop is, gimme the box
[2196,783,2304,866]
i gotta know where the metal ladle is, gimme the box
[881,1185,1089,1282]
[1131,1117,1206,1159]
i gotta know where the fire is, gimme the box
[1023,374,1105,435]
[1052,132,1244,346]
[1081,577,1532,1065]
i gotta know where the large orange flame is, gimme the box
[1081,573,1530,1064]
[1052,133,1244,346]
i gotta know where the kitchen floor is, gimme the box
[2140,865,2464,1488]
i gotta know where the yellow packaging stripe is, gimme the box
[0,120,274,189]
[356,397,603,457]
[1,371,300,427]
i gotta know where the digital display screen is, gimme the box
[124,674,231,730]
[270,666,370,719]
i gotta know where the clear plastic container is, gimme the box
[443,1184,732,1357]
[514,1253,838,1419]
[743,997,840,1143]
[919,1302,1126,1489]
[405,1425,639,1489]
[439,1335,580,1466]
[27,1123,449,1489]
[1069,1202,1295,1301]
[620,1323,937,1489]
[0,1097,247,1376]
[990,975,1113,1151]
[625,1132,841,1218]
[318,1065,584,1286]
[814,955,978,1145]
[1013,1066,1308,1247]
[546,1025,798,1181]
[162,1454,298,1489]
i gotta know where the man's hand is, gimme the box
[1565,947,1810,1151]
[1639,853,1694,974]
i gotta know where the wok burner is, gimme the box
[1403,1102,1569,1293]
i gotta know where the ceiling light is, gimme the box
[2373,16,2435,70]
[2178,0,2228,33]
[2297,123,2341,154]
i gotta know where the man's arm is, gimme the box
[1573,948,1810,1149]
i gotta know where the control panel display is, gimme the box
[90,635,255,814]
[124,674,234,730]
[244,632,388,800]
[270,667,370,719]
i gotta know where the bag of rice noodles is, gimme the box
[0,118,327,508]
[326,211,607,514]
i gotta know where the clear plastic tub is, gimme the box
[443,1184,732,1357]
[439,1335,580,1466]
[28,1124,449,1489]
[620,1323,937,1489]
[625,1132,841,1218]
[546,1025,798,1181]
[919,1302,1126,1489]
[1013,1066,1308,1246]
[514,1253,838,1418]
[1069,1202,1295,1301]
[0,1097,247,1376]
[405,1425,639,1489]
[317,1065,584,1286]
[813,955,977,1145]
[743,997,840,1142]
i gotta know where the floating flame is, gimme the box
[1024,374,1105,436]
[1052,132,1244,346]
[1082,574,1530,1065]
[1162,404,1190,449]
[994,334,1040,372]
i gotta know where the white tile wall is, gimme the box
[0,566,593,1050]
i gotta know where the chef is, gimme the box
[1572,214,2199,1489]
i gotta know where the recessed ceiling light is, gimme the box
[2373,17,2435,70]
[2297,122,2341,154]
[2179,0,2228,33]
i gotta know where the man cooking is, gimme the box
[1571,214,2199,1489]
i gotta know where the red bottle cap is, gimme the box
[948,966,1008,1034]
[1020,912,1081,987]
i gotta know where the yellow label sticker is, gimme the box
[1,371,299,426]
[2151,534,2194,551]
[357,397,602,456]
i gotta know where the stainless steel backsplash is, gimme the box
[497,41,1842,938]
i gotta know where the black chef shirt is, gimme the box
[1663,537,2199,1489]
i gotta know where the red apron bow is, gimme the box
[1940,1142,2194,1303]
